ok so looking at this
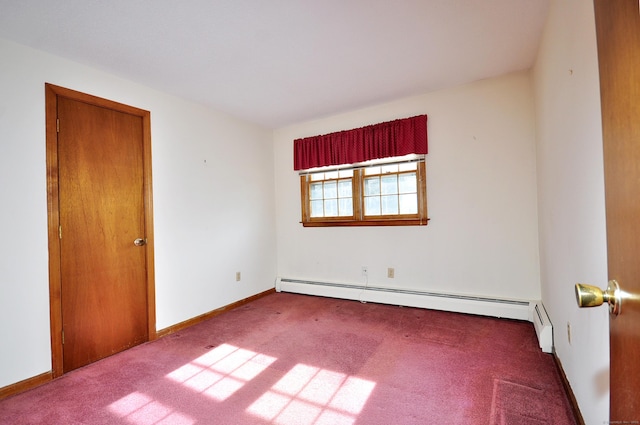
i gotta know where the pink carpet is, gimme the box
[0,293,577,424]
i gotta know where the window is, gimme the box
[294,115,428,226]
[308,169,354,218]
[300,158,427,227]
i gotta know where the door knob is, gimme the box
[575,279,621,316]
[133,238,147,246]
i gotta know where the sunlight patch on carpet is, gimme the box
[108,391,195,425]
[166,343,277,401]
[247,363,376,425]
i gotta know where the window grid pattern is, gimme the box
[308,170,354,218]
[363,163,418,216]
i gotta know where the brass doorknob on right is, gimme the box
[575,280,621,316]
[133,238,147,247]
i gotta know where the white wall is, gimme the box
[1,5,611,421]
[0,38,277,388]
[533,0,609,423]
[274,72,541,302]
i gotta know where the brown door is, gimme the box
[46,84,156,374]
[594,0,640,420]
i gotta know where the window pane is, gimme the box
[364,177,380,196]
[310,173,325,181]
[399,194,418,214]
[381,195,399,215]
[324,199,338,216]
[339,169,353,178]
[364,197,381,215]
[381,164,398,174]
[338,180,352,198]
[324,181,337,199]
[381,175,398,195]
[325,170,339,180]
[399,173,417,194]
[338,199,353,216]
[364,166,381,175]
[310,200,324,217]
[399,162,418,172]
[310,182,323,200]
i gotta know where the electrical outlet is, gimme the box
[567,322,571,345]
[361,266,368,277]
[387,267,395,278]
[236,272,241,282]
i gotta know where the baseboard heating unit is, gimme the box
[275,277,553,353]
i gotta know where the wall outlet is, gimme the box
[387,267,395,278]
[361,266,368,277]
[236,271,241,282]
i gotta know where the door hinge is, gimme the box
[56,118,59,133]
[62,330,65,344]
[59,225,62,239]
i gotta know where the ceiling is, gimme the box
[0,0,550,128]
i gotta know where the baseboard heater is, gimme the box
[275,277,553,353]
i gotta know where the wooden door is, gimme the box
[46,84,156,375]
[594,0,640,420]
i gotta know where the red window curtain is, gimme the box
[293,115,428,170]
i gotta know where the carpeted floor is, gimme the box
[0,292,577,424]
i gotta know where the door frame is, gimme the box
[45,83,156,378]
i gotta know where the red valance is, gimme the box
[293,115,428,170]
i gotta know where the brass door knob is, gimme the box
[575,280,621,316]
[133,238,147,246]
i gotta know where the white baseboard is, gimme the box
[275,277,553,353]
[529,300,553,353]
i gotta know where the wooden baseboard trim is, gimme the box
[0,371,52,400]
[0,288,275,400]
[553,350,585,425]
[157,288,276,338]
